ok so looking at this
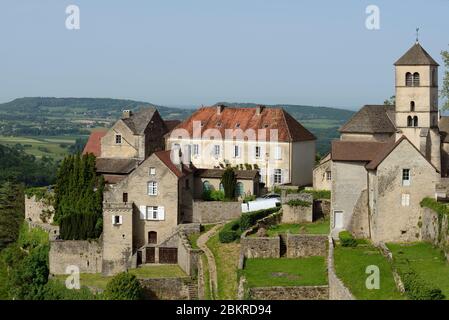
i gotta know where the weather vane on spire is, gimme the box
[416,27,420,43]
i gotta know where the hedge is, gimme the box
[287,199,311,207]
[218,220,241,243]
[400,269,445,300]
[339,231,357,247]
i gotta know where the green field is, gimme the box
[0,135,84,159]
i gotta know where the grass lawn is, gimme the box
[201,254,212,300]
[54,265,186,290]
[206,232,240,300]
[333,243,403,300]
[387,242,449,299]
[188,224,215,249]
[265,218,329,237]
[243,257,327,288]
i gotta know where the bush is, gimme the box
[303,190,331,200]
[243,195,256,203]
[202,189,225,201]
[221,167,237,200]
[104,272,142,300]
[339,231,357,247]
[42,280,99,300]
[219,220,241,243]
[239,207,280,231]
[287,199,311,207]
[400,269,445,300]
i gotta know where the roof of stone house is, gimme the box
[331,140,391,162]
[394,43,439,66]
[82,130,107,157]
[121,107,157,135]
[172,105,316,142]
[102,174,127,184]
[339,105,396,134]
[164,120,181,132]
[195,168,260,180]
[439,116,449,143]
[154,150,195,178]
[95,158,140,174]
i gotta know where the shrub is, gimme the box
[303,190,331,200]
[287,199,311,207]
[239,207,280,231]
[221,167,237,200]
[400,269,445,300]
[219,220,241,243]
[243,195,256,203]
[339,231,357,247]
[202,189,225,201]
[104,272,142,300]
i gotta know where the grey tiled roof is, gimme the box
[121,107,157,135]
[394,43,439,66]
[339,105,396,134]
[96,158,140,174]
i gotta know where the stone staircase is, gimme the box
[187,281,198,300]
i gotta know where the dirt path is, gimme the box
[197,223,224,299]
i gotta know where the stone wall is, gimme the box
[421,207,449,260]
[26,220,59,241]
[177,232,201,276]
[139,277,194,300]
[240,236,280,258]
[286,234,327,258]
[49,239,102,275]
[281,193,313,223]
[327,236,355,300]
[249,286,329,300]
[25,195,54,224]
[191,201,241,223]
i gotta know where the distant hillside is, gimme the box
[0,97,354,155]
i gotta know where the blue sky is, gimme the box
[0,0,448,110]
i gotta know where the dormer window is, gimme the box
[235,123,240,128]
[115,134,122,144]
[216,122,222,128]
[264,124,269,128]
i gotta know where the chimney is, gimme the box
[122,110,132,119]
[216,104,225,115]
[256,105,265,116]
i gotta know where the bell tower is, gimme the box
[394,41,440,171]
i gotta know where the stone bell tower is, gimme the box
[394,41,441,171]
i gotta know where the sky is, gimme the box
[0,0,448,110]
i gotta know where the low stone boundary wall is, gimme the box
[240,236,280,258]
[327,236,354,300]
[249,286,329,300]
[192,201,241,223]
[178,232,201,276]
[376,242,405,293]
[139,277,195,300]
[25,194,54,224]
[286,234,327,258]
[49,239,102,274]
[281,193,313,223]
[26,220,59,240]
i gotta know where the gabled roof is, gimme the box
[331,140,390,162]
[172,105,316,142]
[154,150,195,178]
[83,130,107,157]
[121,107,157,135]
[96,158,140,174]
[164,120,181,132]
[339,105,396,134]
[195,168,260,180]
[394,43,439,66]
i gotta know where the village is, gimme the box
[21,41,449,300]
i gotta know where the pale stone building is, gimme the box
[167,105,316,188]
[322,42,448,243]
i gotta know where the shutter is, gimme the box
[275,146,281,159]
[158,207,165,220]
[119,216,123,225]
[269,169,274,187]
[111,215,115,225]
[139,206,146,220]
[282,169,289,184]
[260,167,266,183]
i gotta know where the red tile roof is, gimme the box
[154,150,195,178]
[83,130,107,157]
[171,106,316,142]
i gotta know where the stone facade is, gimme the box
[49,239,102,275]
[240,236,280,258]
[281,204,312,224]
[139,277,195,300]
[313,154,332,191]
[286,234,327,258]
[190,201,241,223]
[177,232,201,276]
[249,286,329,300]
[25,195,54,224]
[421,207,449,260]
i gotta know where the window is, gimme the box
[122,193,128,203]
[255,146,261,159]
[213,145,220,158]
[413,116,418,127]
[193,144,199,156]
[274,146,282,160]
[413,72,420,86]
[149,167,156,175]
[326,171,332,181]
[147,206,158,220]
[148,181,158,195]
[410,101,415,112]
[112,215,122,225]
[236,182,244,196]
[407,116,413,127]
[203,181,212,191]
[274,169,282,184]
[401,194,410,207]
[402,169,410,186]
[406,72,413,86]
[115,134,122,144]
[233,145,240,158]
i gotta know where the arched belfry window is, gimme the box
[407,116,413,127]
[406,72,413,86]
[413,73,420,86]
[413,116,418,127]
[410,101,415,112]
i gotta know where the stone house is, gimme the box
[313,153,331,191]
[321,42,446,243]
[167,105,316,188]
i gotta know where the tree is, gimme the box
[384,95,396,106]
[104,272,142,300]
[221,167,237,200]
[441,48,449,110]
[0,182,24,249]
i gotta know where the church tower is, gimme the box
[394,42,441,171]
